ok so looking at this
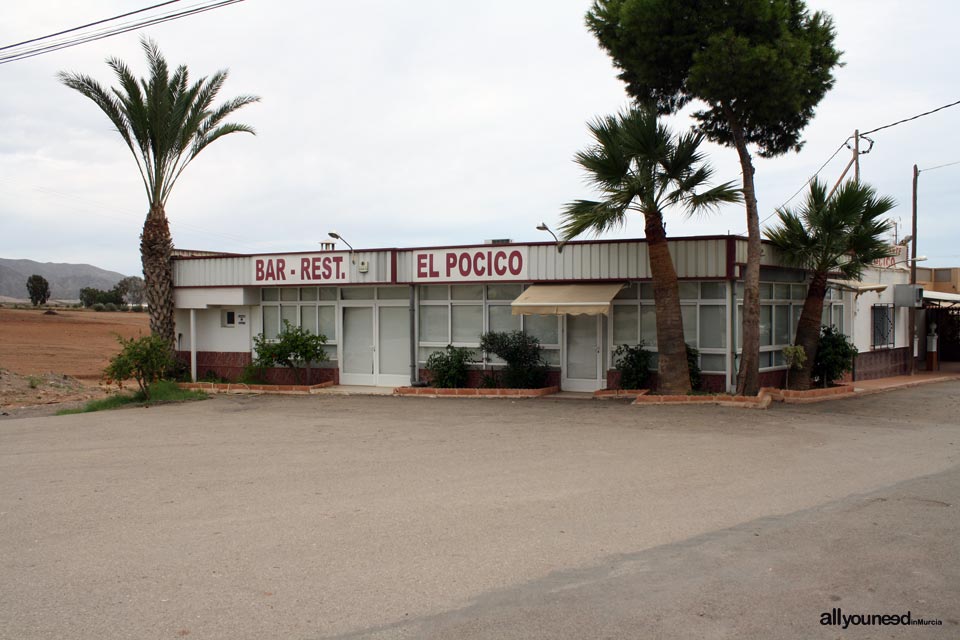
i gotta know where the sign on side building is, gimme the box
[412,247,528,282]
[253,253,351,284]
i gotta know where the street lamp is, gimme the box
[536,222,565,253]
[328,231,356,263]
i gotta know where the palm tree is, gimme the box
[560,108,740,394]
[765,179,895,389]
[59,38,259,350]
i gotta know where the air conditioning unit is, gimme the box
[893,284,923,308]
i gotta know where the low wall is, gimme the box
[605,370,726,393]
[417,368,561,389]
[854,347,911,381]
[176,350,339,386]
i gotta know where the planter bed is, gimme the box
[394,386,559,398]
[633,390,773,409]
[593,389,649,399]
[760,384,854,404]
[178,381,335,395]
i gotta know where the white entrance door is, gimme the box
[562,314,603,392]
[340,304,410,386]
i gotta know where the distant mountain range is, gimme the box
[0,258,130,301]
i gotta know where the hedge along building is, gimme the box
[172,235,857,392]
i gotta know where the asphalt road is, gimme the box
[1,383,958,639]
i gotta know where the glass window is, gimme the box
[792,305,804,340]
[682,305,697,347]
[541,349,561,366]
[451,284,483,300]
[451,305,483,343]
[821,304,830,326]
[419,305,448,343]
[301,305,317,334]
[341,287,374,300]
[524,314,559,345]
[679,282,699,300]
[418,346,444,363]
[639,283,654,300]
[640,306,657,347]
[773,350,785,366]
[760,305,772,346]
[774,284,791,300]
[261,288,279,302]
[791,284,807,300]
[280,288,298,302]
[613,305,639,345]
[872,305,894,348]
[486,284,522,301]
[319,287,337,301]
[300,287,318,301]
[615,283,638,300]
[319,306,336,341]
[281,305,298,328]
[774,305,790,345]
[736,282,745,300]
[701,353,726,372]
[263,306,280,338]
[321,345,338,362]
[700,282,725,299]
[377,287,409,300]
[832,305,843,334]
[736,305,743,350]
[420,285,448,300]
[759,283,773,300]
[489,305,520,332]
[699,305,726,349]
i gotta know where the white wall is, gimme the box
[850,268,911,353]
[174,307,253,353]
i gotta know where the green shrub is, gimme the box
[28,375,42,389]
[253,320,327,385]
[239,363,267,384]
[425,346,474,388]
[612,343,654,390]
[686,344,702,391]
[479,330,547,389]
[782,344,807,389]
[103,334,175,400]
[812,325,857,387]
[103,302,119,312]
[91,303,106,312]
[199,370,228,383]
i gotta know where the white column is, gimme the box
[189,308,197,382]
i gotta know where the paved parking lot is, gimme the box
[1,383,959,639]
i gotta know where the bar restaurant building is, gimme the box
[173,235,901,392]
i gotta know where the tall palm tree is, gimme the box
[560,108,740,394]
[765,179,895,389]
[59,38,259,350]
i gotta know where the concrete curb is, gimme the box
[177,381,335,395]
[633,389,772,410]
[393,386,559,398]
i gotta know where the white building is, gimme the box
[172,235,910,391]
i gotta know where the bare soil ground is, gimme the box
[0,307,149,410]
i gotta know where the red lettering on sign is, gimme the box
[301,258,311,280]
[445,253,457,278]
[458,253,471,277]
[332,256,344,279]
[474,251,486,276]
[494,252,507,276]
[276,259,287,280]
[508,250,522,276]
[255,259,265,281]
[417,254,429,278]
[320,257,331,279]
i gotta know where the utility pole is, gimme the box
[910,164,919,375]
[853,130,861,182]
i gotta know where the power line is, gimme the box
[0,1,182,52]
[861,99,960,136]
[920,159,960,173]
[0,0,246,65]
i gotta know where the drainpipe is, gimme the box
[409,285,418,385]
[189,308,197,382]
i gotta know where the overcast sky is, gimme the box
[1,1,958,276]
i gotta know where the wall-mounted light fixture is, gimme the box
[536,222,565,253]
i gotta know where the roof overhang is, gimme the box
[511,283,624,316]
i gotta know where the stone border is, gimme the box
[394,386,559,398]
[593,389,649,398]
[178,381,335,395]
[633,390,773,409]
[760,385,855,404]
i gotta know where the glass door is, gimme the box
[562,314,602,391]
[376,306,410,387]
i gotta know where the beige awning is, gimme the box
[511,283,624,316]
[827,279,888,294]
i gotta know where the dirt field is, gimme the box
[0,308,150,409]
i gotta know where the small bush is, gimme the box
[686,344,702,391]
[612,343,654,390]
[479,330,547,389]
[103,334,175,400]
[91,303,106,312]
[199,370,228,383]
[425,346,474,388]
[239,363,268,384]
[28,375,42,389]
[103,302,119,312]
[253,320,328,385]
[812,325,857,387]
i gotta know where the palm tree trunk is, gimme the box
[725,105,761,396]
[790,272,828,390]
[645,213,691,394]
[140,204,176,352]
